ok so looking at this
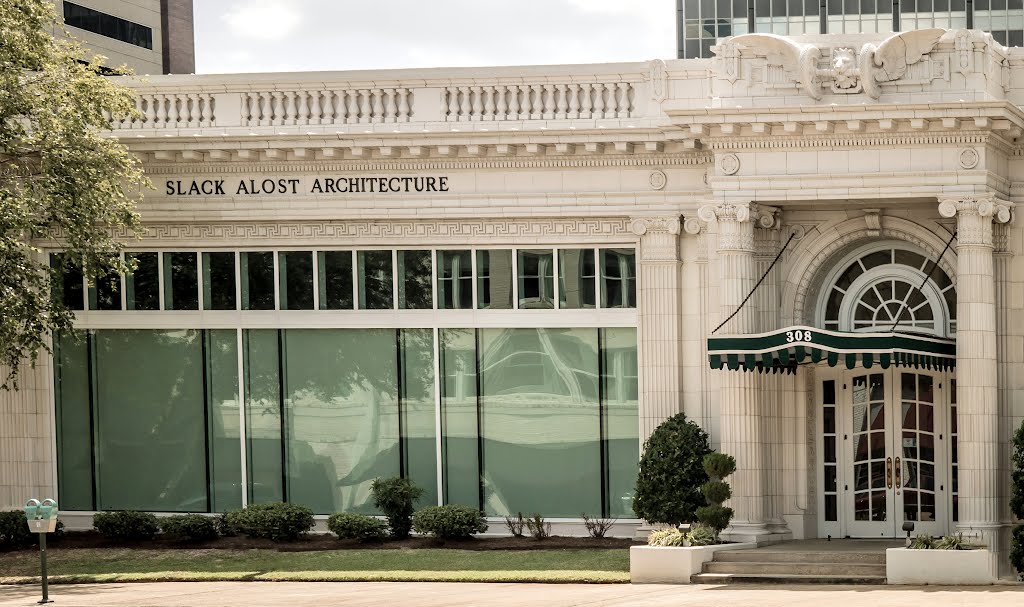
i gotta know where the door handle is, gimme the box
[895,456,902,490]
[886,457,893,489]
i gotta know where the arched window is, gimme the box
[817,243,956,337]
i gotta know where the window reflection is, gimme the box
[517,250,554,309]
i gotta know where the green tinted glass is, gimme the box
[601,327,639,517]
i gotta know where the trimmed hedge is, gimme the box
[0,510,35,551]
[160,514,219,542]
[327,513,388,542]
[224,503,314,541]
[632,413,711,526]
[412,505,488,539]
[93,511,159,541]
[371,477,424,540]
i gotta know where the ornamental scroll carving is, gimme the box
[630,216,682,262]
[697,202,779,252]
[938,196,1013,247]
[718,29,946,100]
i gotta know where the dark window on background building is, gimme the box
[163,252,199,310]
[358,251,394,310]
[318,251,354,310]
[398,250,433,309]
[203,252,237,311]
[279,251,314,310]
[241,252,275,310]
[63,2,153,50]
[126,252,159,311]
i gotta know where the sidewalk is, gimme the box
[1,582,1022,607]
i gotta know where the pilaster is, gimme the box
[938,195,1012,552]
[630,216,684,443]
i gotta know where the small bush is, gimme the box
[0,511,35,551]
[581,513,616,538]
[412,505,488,540]
[1010,525,1024,579]
[225,503,314,541]
[93,511,159,542]
[633,414,712,526]
[695,452,736,540]
[371,477,424,540]
[327,513,388,542]
[694,505,734,534]
[688,524,717,546]
[935,533,968,550]
[699,481,731,505]
[504,512,526,537]
[216,512,236,537]
[703,453,737,479]
[159,514,219,542]
[909,533,935,549]
[525,513,551,540]
[647,528,686,547]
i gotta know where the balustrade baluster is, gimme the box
[555,84,568,119]
[322,91,336,123]
[358,89,370,123]
[371,89,384,123]
[398,88,411,121]
[542,84,555,119]
[308,91,322,124]
[567,84,580,119]
[298,91,311,124]
[457,86,470,121]
[529,85,541,119]
[495,85,508,120]
[384,88,397,122]
[345,90,358,123]
[592,83,606,118]
[269,92,282,125]
[483,86,496,120]
[154,94,167,127]
[579,83,592,119]
[467,86,481,121]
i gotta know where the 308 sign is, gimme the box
[785,330,813,343]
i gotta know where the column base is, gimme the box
[720,522,793,546]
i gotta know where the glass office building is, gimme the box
[676,0,1019,58]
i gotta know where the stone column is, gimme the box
[699,202,776,540]
[630,217,685,443]
[938,196,1012,551]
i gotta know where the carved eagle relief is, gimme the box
[726,29,946,100]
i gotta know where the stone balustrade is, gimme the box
[105,63,654,132]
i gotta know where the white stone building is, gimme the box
[1,28,1021,575]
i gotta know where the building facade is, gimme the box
[677,0,1021,57]
[1,28,1022,574]
[52,0,195,74]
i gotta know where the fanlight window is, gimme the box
[820,246,956,337]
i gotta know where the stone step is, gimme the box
[713,550,887,564]
[703,561,886,576]
[691,572,887,585]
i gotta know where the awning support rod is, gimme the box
[712,232,795,335]
[888,230,957,333]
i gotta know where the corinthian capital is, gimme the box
[697,202,779,228]
[938,195,1012,224]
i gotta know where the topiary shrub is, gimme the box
[412,505,488,540]
[371,477,424,540]
[0,510,35,551]
[694,452,736,541]
[225,503,314,541]
[327,513,388,542]
[93,511,159,542]
[1010,525,1024,580]
[159,514,219,542]
[632,413,712,526]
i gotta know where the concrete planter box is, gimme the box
[630,542,756,584]
[886,547,998,585]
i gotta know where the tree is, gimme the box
[632,413,712,526]
[0,1,145,388]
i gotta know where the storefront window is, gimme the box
[437,250,473,310]
[279,251,314,310]
[318,251,353,310]
[601,249,636,308]
[517,249,554,309]
[163,252,199,310]
[440,328,480,508]
[398,250,433,309]
[203,252,237,310]
[54,332,92,510]
[401,329,438,507]
[244,329,284,504]
[126,252,159,311]
[477,250,513,309]
[241,252,275,310]
[602,327,639,517]
[358,251,394,310]
[559,249,596,309]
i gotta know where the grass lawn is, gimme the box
[0,548,630,584]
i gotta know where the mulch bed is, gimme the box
[38,531,639,552]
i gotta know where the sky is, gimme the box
[193,0,677,74]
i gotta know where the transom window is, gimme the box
[818,244,956,337]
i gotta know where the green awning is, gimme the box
[708,326,956,373]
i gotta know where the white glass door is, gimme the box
[846,372,893,537]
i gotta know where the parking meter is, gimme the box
[24,498,57,604]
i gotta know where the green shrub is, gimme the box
[216,512,236,537]
[504,512,526,537]
[525,513,551,539]
[694,505,734,534]
[159,514,218,542]
[412,505,488,540]
[695,452,736,539]
[909,533,935,549]
[0,511,35,551]
[647,528,686,547]
[327,513,388,542]
[1012,421,1024,520]
[688,524,717,546]
[633,413,712,526]
[699,480,731,505]
[1010,525,1024,579]
[703,453,737,479]
[93,511,159,541]
[581,513,616,539]
[224,503,314,541]
[935,533,967,550]
[371,477,424,540]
